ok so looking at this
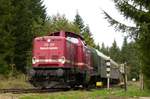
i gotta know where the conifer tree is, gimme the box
[44,14,80,34]
[73,13,96,47]
[103,0,150,89]
[74,11,85,33]
[121,37,128,63]
[12,0,46,72]
[0,0,15,74]
[96,43,101,51]
[109,40,121,62]
[82,25,95,47]
[127,42,140,80]
[100,43,109,56]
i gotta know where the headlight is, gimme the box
[32,57,39,64]
[45,59,49,62]
[47,39,51,42]
[58,56,65,64]
[36,59,39,62]
[32,57,36,64]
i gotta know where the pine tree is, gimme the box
[103,0,150,89]
[11,0,46,72]
[109,40,121,62]
[121,37,140,80]
[128,42,140,80]
[121,37,128,63]
[44,14,80,34]
[73,12,96,47]
[82,25,95,47]
[73,11,85,34]
[0,0,15,74]
[96,43,101,51]
[100,43,109,56]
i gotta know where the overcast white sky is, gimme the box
[43,0,134,47]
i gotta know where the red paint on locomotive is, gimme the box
[32,31,89,71]
[32,36,65,67]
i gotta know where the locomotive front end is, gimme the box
[30,36,67,88]
[32,36,65,68]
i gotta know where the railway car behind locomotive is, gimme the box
[29,31,121,88]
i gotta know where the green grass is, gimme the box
[0,81,149,99]
[19,83,150,99]
[0,74,33,89]
[20,90,102,99]
[114,85,150,97]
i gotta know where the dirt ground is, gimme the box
[0,94,150,99]
[0,94,18,99]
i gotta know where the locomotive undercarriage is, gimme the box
[28,67,88,88]
[29,68,120,89]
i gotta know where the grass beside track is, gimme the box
[0,79,150,99]
[19,82,150,99]
[0,74,33,89]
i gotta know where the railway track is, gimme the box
[0,84,122,94]
[0,88,70,94]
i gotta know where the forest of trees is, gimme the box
[0,0,46,74]
[0,0,145,89]
[97,38,140,81]
[103,0,150,89]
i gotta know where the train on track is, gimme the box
[29,31,121,88]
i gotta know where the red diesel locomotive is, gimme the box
[29,31,121,88]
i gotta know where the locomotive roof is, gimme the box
[48,31,84,40]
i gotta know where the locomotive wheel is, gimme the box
[31,81,49,89]
[83,83,89,89]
